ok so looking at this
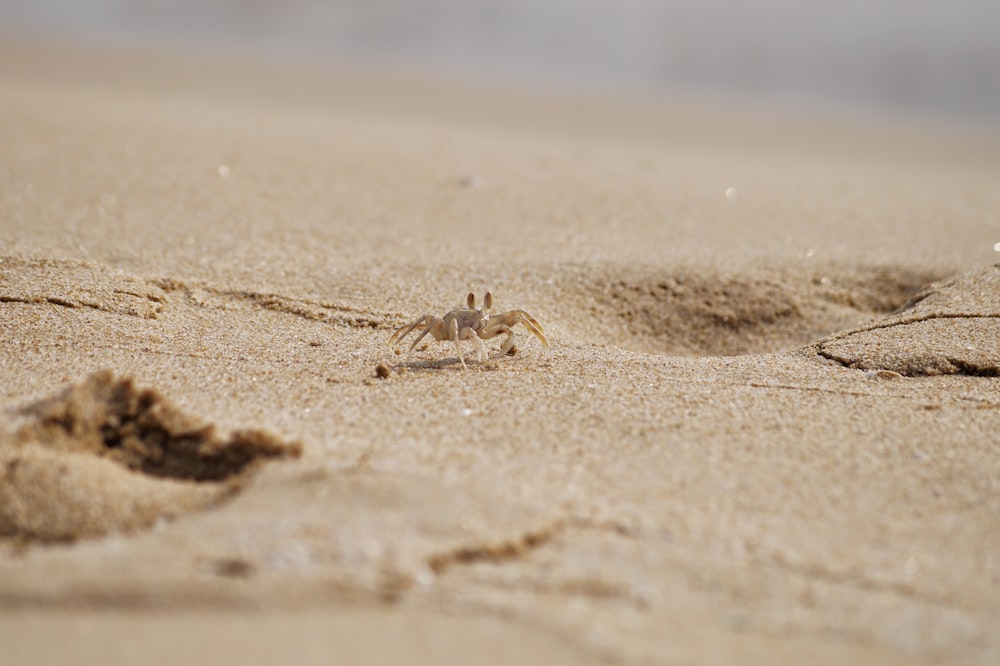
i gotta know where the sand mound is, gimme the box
[1,371,302,543]
[571,263,938,356]
[0,444,225,543]
[818,264,1000,376]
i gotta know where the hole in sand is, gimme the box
[573,264,940,356]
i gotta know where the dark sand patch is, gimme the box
[2,371,301,543]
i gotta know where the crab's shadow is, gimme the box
[393,354,507,372]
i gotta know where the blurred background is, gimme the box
[2,0,999,127]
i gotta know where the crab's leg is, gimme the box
[461,327,487,362]
[484,312,549,348]
[473,332,487,362]
[497,327,516,355]
[479,322,515,354]
[449,317,467,369]
[511,311,549,347]
[389,315,434,348]
[406,324,435,357]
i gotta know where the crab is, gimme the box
[388,291,548,369]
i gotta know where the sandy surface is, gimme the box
[1,40,999,665]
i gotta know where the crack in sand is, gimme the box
[423,517,658,607]
[470,572,651,609]
[562,518,962,610]
[820,345,1000,378]
[816,314,1000,377]
[805,266,999,380]
[0,256,403,329]
[426,520,565,575]
[819,312,1000,344]
[0,257,167,319]
[421,515,959,613]
[153,279,406,330]
[747,382,898,399]
[0,293,164,317]
[761,551,958,608]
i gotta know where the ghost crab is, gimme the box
[388,291,548,369]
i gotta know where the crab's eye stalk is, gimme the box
[467,292,476,309]
[484,291,494,310]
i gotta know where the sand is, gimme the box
[1,39,999,665]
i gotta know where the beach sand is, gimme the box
[1,40,999,665]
